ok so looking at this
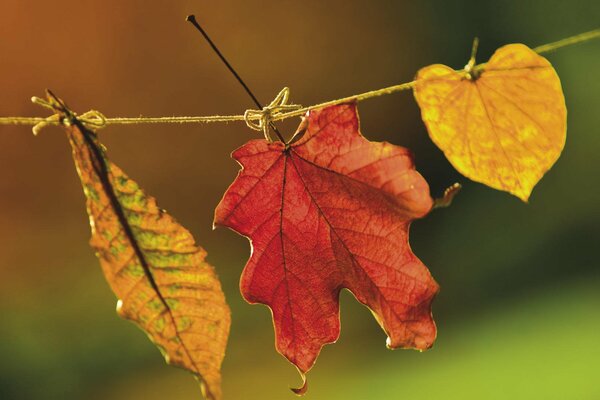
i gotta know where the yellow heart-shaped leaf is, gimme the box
[414,43,567,201]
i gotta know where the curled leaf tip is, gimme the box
[290,372,308,396]
[433,182,462,209]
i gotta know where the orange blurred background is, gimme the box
[1,1,599,399]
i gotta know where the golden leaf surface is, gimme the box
[61,105,230,399]
[414,43,567,201]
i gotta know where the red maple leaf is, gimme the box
[215,103,439,383]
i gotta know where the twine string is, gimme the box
[0,28,597,136]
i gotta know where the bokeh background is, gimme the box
[1,1,599,399]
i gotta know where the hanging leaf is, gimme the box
[413,43,567,201]
[50,93,230,400]
[215,103,439,391]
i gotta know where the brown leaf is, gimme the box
[51,93,230,400]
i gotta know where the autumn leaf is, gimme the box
[49,93,230,400]
[215,103,439,389]
[414,43,567,201]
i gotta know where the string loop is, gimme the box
[30,96,108,135]
[243,87,302,141]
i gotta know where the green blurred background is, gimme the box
[0,1,598,399]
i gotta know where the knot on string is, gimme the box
[243,87,302,141]
[31,93,107,135]
[79,110,107,129]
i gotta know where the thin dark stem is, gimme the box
[186,14,285,142]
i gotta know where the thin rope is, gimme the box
[0,28,597,134]
[533,28,600,54]
[105,115,247,125]
[271,80,417,122]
